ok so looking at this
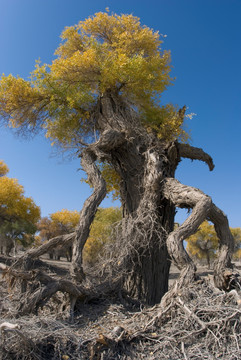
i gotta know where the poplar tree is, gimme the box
[0,11,234,304]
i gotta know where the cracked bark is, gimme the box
[15,270,88,317]
[120,145,175,304]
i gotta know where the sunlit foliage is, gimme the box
[38,207,122,263]
[0,160,9,176]
[100,163,121,200]
[0,10,188,150]
[82,161,121,200]
[0,161,40,247]
[232,227,241,260]
[187,221,241,266]
[186,221,219,268]
[83,207,122,264]
[0,161,40,225]
[37,209,80,240]
[1,219,36,248]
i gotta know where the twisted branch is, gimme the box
[177,143,215,171]
[71,129,126,282]
[70,148,107,282]
[162,178,235,291]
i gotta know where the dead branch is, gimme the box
[71,130,126,282]
[177,142,215,171]
[162,178,212,289]
[8,268,89,316]
[70,147,107,282]
[1,274,241,359]
[13,232,75,268]
[162,177,237,296]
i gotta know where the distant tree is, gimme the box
[84,207,122,264]
[187,222,241,267]
[186,221,218,268]
[0,160,40,254]
[1,219,36,251]
[232,228,241,260]
[38,209,80,260]
[0,11,235,303]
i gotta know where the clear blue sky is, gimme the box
[0,0,241,227]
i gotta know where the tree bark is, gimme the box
[94,95,179,304]
[162,178,234,291]
[70,148,107,282]
[120,147,175,304]
[10,92,236,309]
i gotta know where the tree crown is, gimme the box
[38,209,80,240]
[0,167,40,224]
[0,11,187,151]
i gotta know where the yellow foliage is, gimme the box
[50,209,80,228]
[0,160,9,176]
[37,206,121,264]
[233,248,241,260]
[186,221,218,266]
[0,10,187,149]
[82,162,121,200]
[231,227,241,259]
[100,163,121,200]
[0,175,40,224]
[187,222,241,265]
[38,209,80,240]
[0,74,46,129]
[83,207,122,264]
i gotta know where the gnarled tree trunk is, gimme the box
[69,92,234,305]
[11,92,236,311]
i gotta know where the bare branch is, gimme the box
[12,232,75,269]
[177,143,215,171]
[70,148,107,282]
[90,129,126,156]
[162,178,235,292]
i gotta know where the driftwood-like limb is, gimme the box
[177,143,215,171]
[11,232,75,293]
[14,233,75,267]
[163,178,212,287]
[70,148,107,282]
[0,322,34,352]
[71,129,126,282]
[0,322,21,332]
[162,178,235,291]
